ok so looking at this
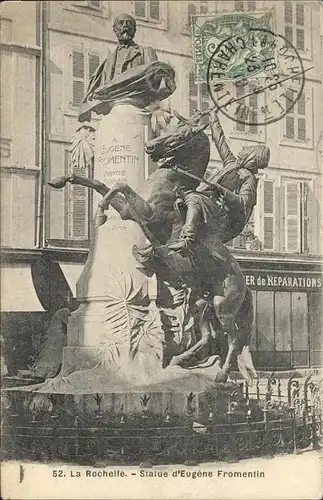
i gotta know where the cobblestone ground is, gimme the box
[1,450,322,500]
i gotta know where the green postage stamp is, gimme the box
[191,12,274,83]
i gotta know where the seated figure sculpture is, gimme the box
[78,13,174,126]
[168,109,270,257]
[69,13,175,173]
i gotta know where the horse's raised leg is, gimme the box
[48,174,109,196]
[99,180,153,222]
[48,175,133,221]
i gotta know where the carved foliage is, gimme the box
[101,272,165,362]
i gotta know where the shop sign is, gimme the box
[243,271,322,291]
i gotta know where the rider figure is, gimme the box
[168,110,270,257]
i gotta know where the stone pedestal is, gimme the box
[62,105,158,376]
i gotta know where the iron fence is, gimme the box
[1,373,321,465]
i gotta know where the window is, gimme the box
[275,292,291,352]
[134,1,160,22]
[72,0,102,9]
[71,50,100,108]
[188,70,210,116]
[309,294,323,366]
[263,180,275,251]
[291,292,308,366]
[257,292,274,351]
[47,150,92,246]
[254,290,310,370]
[285,92,306,142]
[1,168,38,248]
[235,82,259,134]
[187,1,208,27]
[234,0,257,11]
[284,180,310,253]
[284,1,305,52]
[67,165,91,241]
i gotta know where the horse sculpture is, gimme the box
[49,116,257,385]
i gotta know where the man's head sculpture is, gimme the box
[113,14,136,46]
[145,115,210,188]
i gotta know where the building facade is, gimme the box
[1,0,322,374]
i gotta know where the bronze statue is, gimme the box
[49,111,263,385]
[78,13,174,125]
[80,14,157,113]
[168,109,270,256]
[71,13,175,172]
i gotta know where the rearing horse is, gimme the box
[49,119,257,384]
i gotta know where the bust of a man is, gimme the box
[79,13,160,121]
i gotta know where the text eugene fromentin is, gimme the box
[52,468,266,479]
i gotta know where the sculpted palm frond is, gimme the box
[102,272,164,360]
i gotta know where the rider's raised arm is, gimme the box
[209,111,236,167]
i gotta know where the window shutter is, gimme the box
[88,53,100,79]
[301,182,309,253]
[296,28,304,51]
[249,85,258,134]
[296,4,304,25]
[297,118,306,141]
[235,0,244,11]
[150,1,160,20]
[73,51,84,78]
[285,91,294,138]
[236,85,246,132]
[72,81,84,107]
[286,116,294,139]
[134,1,146,18]
[247,0,256,10]
[286,89,295,112]
[66,148,89,240]
[284,1,293,24]
[263,180,274,250]
[297,94,305,115]
[285,26,293,44]
[285,181,300,252]
[72,50,85,107]
[297,94,306,140]
[68,168,89,240]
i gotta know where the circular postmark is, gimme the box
[206,28,305,126]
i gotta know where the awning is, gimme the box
[59,262,84,297]
[1,263,45,312]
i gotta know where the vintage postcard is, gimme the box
[1,0,322,499]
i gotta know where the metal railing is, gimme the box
[1,373,321,464]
